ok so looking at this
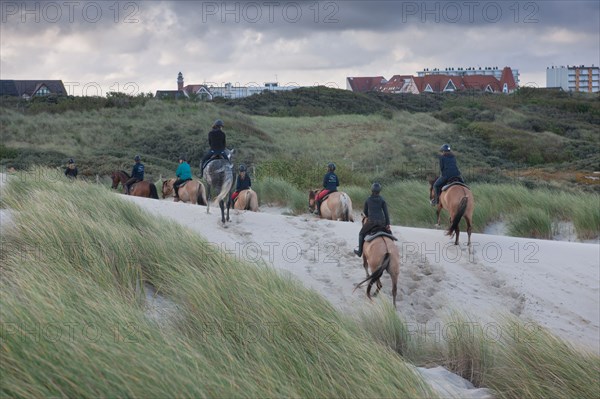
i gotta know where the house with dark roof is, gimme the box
[0,80,67,98]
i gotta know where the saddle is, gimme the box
[441,177,469,192]
[365,231,398,242]
[178,179,192,188]
[201,149,233,174]
[320,192,332,202]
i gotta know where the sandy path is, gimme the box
[125,196,599,355]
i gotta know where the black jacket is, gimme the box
[208,128,226,151]
[235,174,251,191]
[363,195,390,225]
[439,153,461,179]
[64,167,78,178]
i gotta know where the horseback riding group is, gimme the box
[79,118,473,308]
[107,119,258,223]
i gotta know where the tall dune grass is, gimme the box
[357,303,600,399]
[0,170,435,398]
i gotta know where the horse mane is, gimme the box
[120,170,131,178]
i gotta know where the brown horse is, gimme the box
[308,190,354,222]
[233,189,259,211]
[110,170,159,199]
[162,178,207,205]
[354,216,400,308]
[429,179,474,247]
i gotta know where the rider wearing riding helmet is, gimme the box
[200,119,228,178]
[314,162,339,215]
[231,164,252,203]
[64,158,78,179]
[174,154,192,200]
[354,182,391,257]
[431,144,462,206]
[125,155,145,195]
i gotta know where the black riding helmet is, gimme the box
[179,154,187,162]
[68,158,75,164]
[371,182,382,194]
[327,162,336,172]
[134,155,141,162]
[239,164,247,172]
[213,119,224,128]
[440,144,451,152]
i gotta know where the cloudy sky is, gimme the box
[1,1,598,96]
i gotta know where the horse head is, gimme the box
[110,171,119,189]
[427,177,437,201]
[308,189,318,211]
[161,179,174,199]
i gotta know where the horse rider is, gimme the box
[231,164,251,203]
[200,119,228,178]
[125,155,145,195]
[64,158,78,179]
[173,154,192,200]
[354,182,391,257]
[431,144,463,206]
[314,162,339,215]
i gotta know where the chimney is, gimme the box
[177,72,184,91]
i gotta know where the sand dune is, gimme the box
[125,196,600,355]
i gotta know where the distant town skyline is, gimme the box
[1,1,598,96]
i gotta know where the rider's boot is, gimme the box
[353,234,364,257]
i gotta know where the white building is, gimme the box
[546,65,600,93]
[208,82,300,99]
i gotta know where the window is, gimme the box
[34,85,50,96]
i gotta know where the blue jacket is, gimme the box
[439,153,461,179]
[235,174,251,191]
[363,195,390,225]
[322,172,339,192]
[176,162,192,180]
[131,162,144,180]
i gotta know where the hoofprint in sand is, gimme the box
[125,196,600,356]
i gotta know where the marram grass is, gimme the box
[0,169,435,398]
[356,303,600,399]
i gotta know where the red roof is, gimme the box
[462,75,501,92]
[499,67,517,92]
[414,75,463,92]
[347,76,387,92]
[380,75,412,92]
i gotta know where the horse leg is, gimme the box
[366,280,375,301]
[206,186,211,214]
[392,280,398,310]
[362,258,369,278]
[219,199,225,224]
[226,197,231,222]
[466,215,473,248]
[435,208,441,227]
[373,280,382,297]
[455,223,460,245]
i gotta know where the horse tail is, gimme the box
[149,183,159,200]
[249,190,259,211]
[447,196,468,237]
[340,193,353,222]
[197,183,207,206]
[244,190,251,210]
[354,252,391,298]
